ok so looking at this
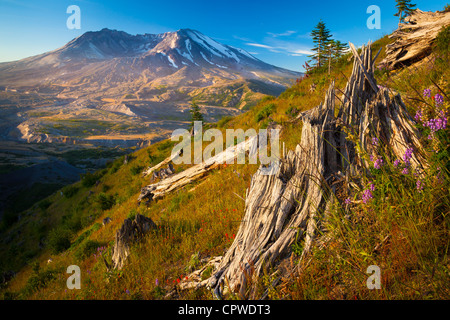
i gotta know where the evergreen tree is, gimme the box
[330,40,349,60]
[394,0,417,24]
[308,20,333,68]
[189,102,204,129]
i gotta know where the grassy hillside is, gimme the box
[0,29,448,300]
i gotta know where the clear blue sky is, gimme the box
[0,0,446,71]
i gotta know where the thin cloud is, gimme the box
[267,30,297,37]
[245,40,313,57]
[246,43,275,49]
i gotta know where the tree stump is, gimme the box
[176,43,426,299]
[111,214,156,270]
[380,9,450,70]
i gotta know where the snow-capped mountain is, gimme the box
[0,28,300,90]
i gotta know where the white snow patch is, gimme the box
[157,51,178,68]
[176,48,194,63]
[200,51,214,65]
[188,30,239,62]
[87,43,105,59]
[229,46,258,60]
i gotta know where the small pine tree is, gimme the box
[308,20,333,68]
[394,0,417,24]
[330,40,349,60]
[189,102,204,129]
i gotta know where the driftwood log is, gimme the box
[380,9,450,70]
[177,43,425,298]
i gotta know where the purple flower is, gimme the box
[374,157,383,169]
[416,179,424,192]
[434,93,444,107]
[423,111,447,139]
[368,181,376,192]
[393,159,401,168]
[414,109,423,122]
[372,137,379,146]
[423,89,431,98]
[344,197,351,205]
[402,167,409,175]
[155,279,159,286]
[362,189,373,204]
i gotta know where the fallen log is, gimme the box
[138,134,260,203]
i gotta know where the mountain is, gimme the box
[0,28,300,98]
[0,28,301,148]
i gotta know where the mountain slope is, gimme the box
[0,28,300,93]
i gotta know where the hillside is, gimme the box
[0,11,449,300]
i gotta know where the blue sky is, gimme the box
[0,0,446,71]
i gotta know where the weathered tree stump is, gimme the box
[380,9,450,70]
[177,43,426,298]
[111,214,156,270]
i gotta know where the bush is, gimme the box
[47,227,72,254]
[63,185,79,198]
[25,262,56,294]
[130,164,144,176]
[81,171,102,188]
[95,192,115,211]
[38,198,52,211]
[75,239,103,260]
[255,103,276,122]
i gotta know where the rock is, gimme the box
[102,217,112,226]
[111,214,156,269]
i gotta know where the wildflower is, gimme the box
[416,179,424,192]
[371,137,379,146]
[362,189,373,204]
[403,148,413,167]
[155,279,159,286]
[402,167,409,175]
[414,109,423,122]
[434,93,444,107]
[423,89,431,98]
[374,157,383,169]
[393,159,401,168]
[344,197,351,205]
[125,289,130,295]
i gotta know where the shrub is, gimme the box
[95,192,115,211]
[63,185,79,198]
[75,239,103,260]
[38,198,52,211]
[255,103,276,122]
[47,227,72,254]
[24,262,56,294]
[130,164,144,176]
[81,171,102,188]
